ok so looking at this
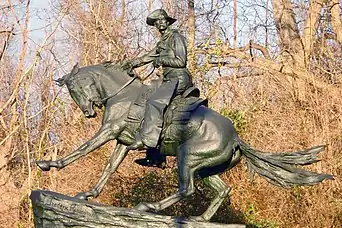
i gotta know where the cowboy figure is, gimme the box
[124,9,193,154]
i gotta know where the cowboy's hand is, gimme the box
[153,58,163,68]
[121,60,135,77]
[121,60,133,70]
[156,41,166,53]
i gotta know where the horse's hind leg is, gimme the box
[75,144,127,200]
[135,151,196,211]
[198,175,231,221]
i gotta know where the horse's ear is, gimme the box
[54,74,69,87]
[70,62,79,76]
[54,63,79,87]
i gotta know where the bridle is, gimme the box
[101,67,155,103]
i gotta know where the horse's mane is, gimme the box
[75,64,140,86]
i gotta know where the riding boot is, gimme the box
[133,78,178,167]
[135,148,166,169]
[128,133,166,168]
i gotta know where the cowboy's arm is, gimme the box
[130,46,159,68]
[104,47,157,70]
[157,33,187,68]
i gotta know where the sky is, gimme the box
[26,0,271,49]
[28,0,54,48]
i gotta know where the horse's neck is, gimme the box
[96,67,141,100]
[99,68,142,121]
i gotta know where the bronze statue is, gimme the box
[35,9,333,222]
[36,62,332,221]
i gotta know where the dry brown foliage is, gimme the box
[0,1,341,228]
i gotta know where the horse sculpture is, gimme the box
[36,63,333,221]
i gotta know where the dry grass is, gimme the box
[210,72,342,227]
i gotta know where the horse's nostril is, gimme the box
[84,110,89,116]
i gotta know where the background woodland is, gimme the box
[0,0,341,227]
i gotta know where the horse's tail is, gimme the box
[238,140,333,187]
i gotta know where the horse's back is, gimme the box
[161,104,238,156]
[190,106,238,144]
[79,64,104,72]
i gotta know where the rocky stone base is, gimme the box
[30,190,245,228]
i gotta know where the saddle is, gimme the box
[126,81,207,127]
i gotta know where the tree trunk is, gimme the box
[121,0,126,23]
[303,0,323,61]
[271,0,307,101]
[188,0,196,75]
[272,0,305,64]
[148,0,153,11]
[233,0,237,48]
[188,0,195,51]
[330,0,342,44]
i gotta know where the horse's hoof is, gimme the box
[75,192,91,201]
[135,202,150,211]
[36,160,51,171]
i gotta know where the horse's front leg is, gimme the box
[75,143,127,200]
[36,123,120,171]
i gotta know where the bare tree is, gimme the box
[330,0,342,44]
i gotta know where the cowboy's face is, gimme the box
[154,16,169,32]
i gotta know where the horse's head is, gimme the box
[56,63,102,118]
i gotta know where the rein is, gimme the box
[101,67,155,103]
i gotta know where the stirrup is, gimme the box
[127,133,147,151]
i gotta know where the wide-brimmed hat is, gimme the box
[146,9,176,26]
